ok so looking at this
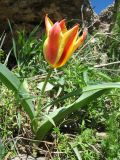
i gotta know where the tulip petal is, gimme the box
[43,22,62,67]
[52,25,79,67]
[73,28,88,51]
[54,25,79,68]
[59,19,67,33]
[45,15,54,35]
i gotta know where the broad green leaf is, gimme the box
[35,82,120,140]
[0,63,35,121]
[83,82,120,92]
[45,88,82,108]
[44,114,56,127]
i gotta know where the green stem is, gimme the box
[37,68,53,115]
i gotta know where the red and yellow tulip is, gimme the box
[43,15,87,68]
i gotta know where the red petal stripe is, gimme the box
[45,22,61,65]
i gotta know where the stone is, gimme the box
[99,4,114,23]
[0,0,96,52]
[0,0,94,32]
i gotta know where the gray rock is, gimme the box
[0,0,94,32]
[0,0,95,51]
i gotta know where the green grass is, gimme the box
[0,19,120,160]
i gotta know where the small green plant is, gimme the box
[11,28,46,76]
[108,12,120,61]
[0,145,7,160]
[102,111,120,159]
[52,128,100,159]
[0,32,6,64]
[53,127,76,159]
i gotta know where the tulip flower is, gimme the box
[43,15,87,68]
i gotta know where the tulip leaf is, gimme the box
[35,82,120,140]
[0,63,35,121]
[83,82,120,92]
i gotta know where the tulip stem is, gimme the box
[41,69,52,98]
[37,68,53,115]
